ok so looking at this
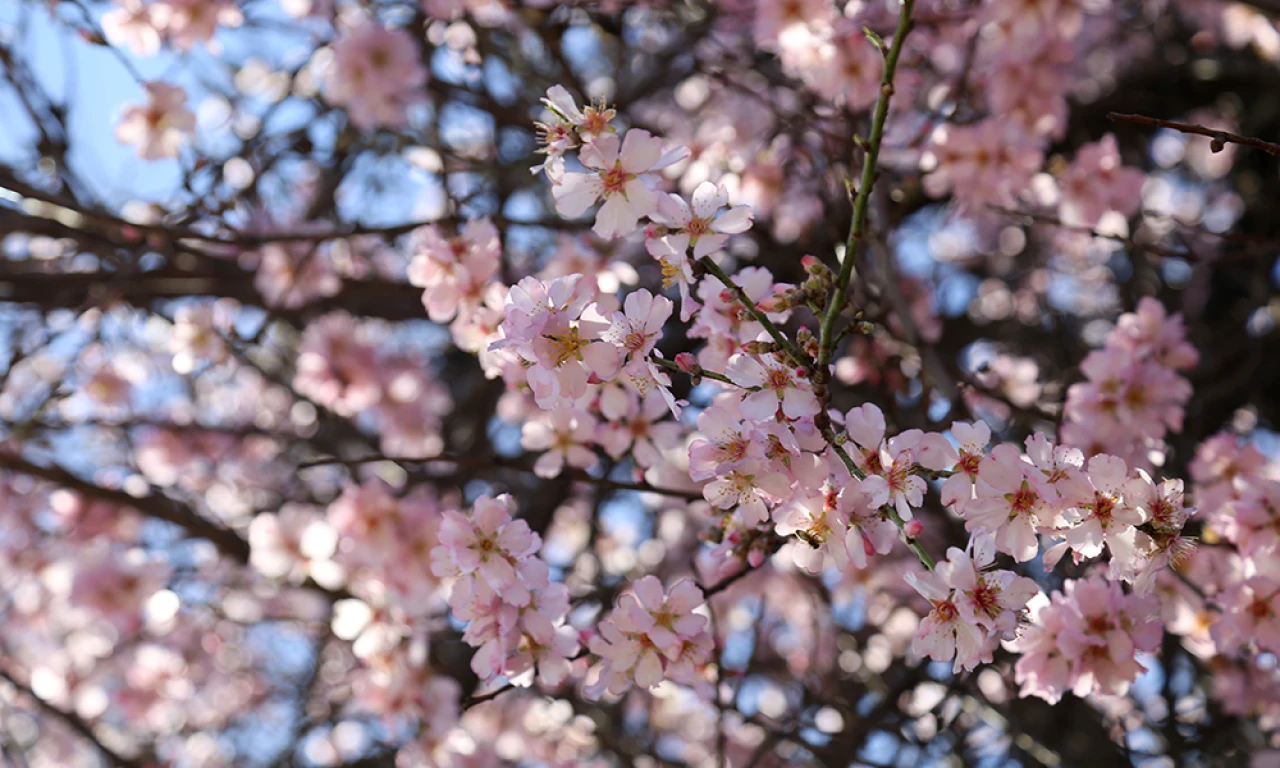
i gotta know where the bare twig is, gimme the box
[1108,112,1280,156]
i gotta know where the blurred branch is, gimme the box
[300,452,704,500]
[0,449,253,564]
[1108,111,1280,156]
[0,668,147,768]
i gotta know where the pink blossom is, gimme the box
[837,481,898,569]
[861,433,927,521]
[602,289,672,364]
[407,219,502,323]
[938,535,1040,638]
[966,443,1050,562]
[534,85,615,171]
[115,82,195,161]
[1212,562,1280,655]
[917,420,992,513]
[725,352,820,422]
[775,490,853,574]
[804,22,883,110]
[248,503,337,583]
[522,409,600,478]
[645,233,700,322]
[587,576,711,696]
[102,0,162,55]
[432,494,541,603]
[596,392,682,468]
[1059,454,1145,568]
[325,21,428,132]
[1011,575,1161,703]
[703,459,794,527]
[650,182,754,259]
[153,0,242,49]
[922,119,1043,209]
[1057,134,1146,228]
[553,129,689,239]
[905,566,986,673]
[254,238,343,309]
[688,398,765,481]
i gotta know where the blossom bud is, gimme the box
[794,367,809,379]
[747,545,766,568]
[862,531,877,558]
[904,520,924,538]
[674,352,698,373]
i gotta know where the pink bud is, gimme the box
[801,254,820,270]
[862,532,877,558]
[719,289,734,303]
[794,367,809,379]
[747,547,766,568]
[904,520,924,538]
[675,352,698,372]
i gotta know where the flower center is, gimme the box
[933,598,959,623]
[659,258,682,288]
[624,331,648,352]
[766,368,791,391]
[686,216,712,239]
[601,163,631,196]
[544,327,587,367]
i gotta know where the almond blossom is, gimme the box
[601,289,671,364]
[521,409,599,479]
[325,21,428,132]
[1058,454,1145,569]
[965,443,1051,562]
[115,81,195,160]
[905,564,986,673]
[861,433,927,521]
[650,182,754,259]
[552,129,689,239]
[725,352,820,422]
[1011,575,1161,703]
[586,576,711,697]
[407,219,502,323]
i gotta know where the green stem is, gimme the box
[698,256,810,368]
[817,0,917,369]
[649,354,743,388]
[822,428,936,570]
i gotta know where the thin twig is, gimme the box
[1108,112,1280,156]
[0,669,146,768]
[818,0,918,369]
[698,256,811,367]
[300,452,703,500]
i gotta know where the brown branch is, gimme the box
[0,450,252,564]
[300,453,703,501]
[0,668,146,768]
[1107,111,1280,156]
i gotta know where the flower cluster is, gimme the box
[906,535,1039,672]
[115,81,195,161]
[1061,297,1198,464]
[431,495,578,686]
[1011,575,1161,703]
[325,20,429,132]
[586,576,712,697]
